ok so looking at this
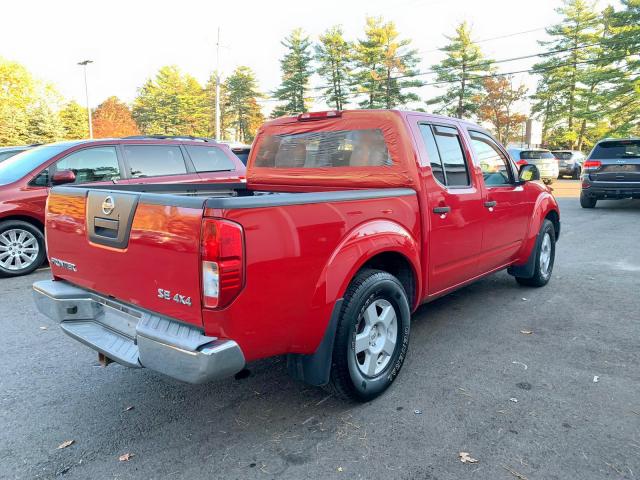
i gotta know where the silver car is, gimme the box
[507,148,559,184]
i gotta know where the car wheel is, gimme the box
[0,220,46,278]
[573,167,581,180]
[580,192,597,208]
[327,269,411,402]
[515,219,556,288]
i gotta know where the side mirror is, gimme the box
[51,169,76,186]
[518,164,540,182]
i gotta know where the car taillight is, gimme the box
[516,159,528,166]
[583,160,601,169]
[201,219,244,309]
[297,110,342,121]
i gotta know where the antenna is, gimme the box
[215,27,221,141]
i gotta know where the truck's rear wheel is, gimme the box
[327,269,410,402]
[0,220,46,278]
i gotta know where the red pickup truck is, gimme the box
[33,110,560,402]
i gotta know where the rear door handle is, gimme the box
[432,206,451,214]
[484,200,497,208]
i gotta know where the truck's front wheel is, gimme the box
[327,269,411,402]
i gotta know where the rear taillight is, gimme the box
[516,159,528,166]
[583,160,601,170]
[201,219,244,309]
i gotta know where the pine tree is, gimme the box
[315,26,353,110]
[223,67,264,143]
[353,17,421,109]
[59,101,89,139]
[427,22,492,119]
[93,97,140,138]
[605,0,640,136]
[27,101,64,143]
[531,0,600,148]
[133,66,209,136]
[272,29,313,117]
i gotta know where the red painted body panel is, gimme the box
[43,110,560,364]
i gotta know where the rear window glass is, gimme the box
[186,146,235,172]
[124,145,187,178]
[254,129,392,168]
[591,141,640,159]
[552,151,573,160]
[520,150,554,160]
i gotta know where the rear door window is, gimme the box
[418,124,446,184]
[590,140,640,159]
[186,146,235,172]
[432,125,470,187]
[55,147,120,183]
[124,145,187,178]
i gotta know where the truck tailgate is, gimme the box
[46,186,205,327]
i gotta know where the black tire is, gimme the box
[0,220,46,278]
[580,192,597,208]
[572,167,581,180]
[515,219,556,288]
[326,269,411,402]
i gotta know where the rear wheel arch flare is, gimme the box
[545,209,560,241]
[358,251,417,308]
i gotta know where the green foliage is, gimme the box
[59,101,89,139]
[427,22,492,118]
[532,0,603,149]
[604,0,640,136]
[0,58,34,145]
[223,67,264,143]
[133,66,209,136]
[353,17,421,109]
[315,26,353,110]
[272,29,313,117]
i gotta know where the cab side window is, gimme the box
[55,147,120,184]
[418,123,471,187]
[469,131,514,186]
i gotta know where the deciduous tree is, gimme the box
[93,97,140,138]
[475,77,527,145]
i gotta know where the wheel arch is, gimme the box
[0,214,45,232]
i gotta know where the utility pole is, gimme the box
[215,27,221,141]
[77,60,94,139]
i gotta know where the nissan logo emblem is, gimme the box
[101,196,115,215]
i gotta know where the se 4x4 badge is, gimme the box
[157,288,192,307]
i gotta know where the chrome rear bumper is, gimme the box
[33,280,245,384]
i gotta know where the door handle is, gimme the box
[432,206,451,214]
[484,200,497,208]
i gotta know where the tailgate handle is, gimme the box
[94,217,119,239]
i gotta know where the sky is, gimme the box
[1,0,583,115]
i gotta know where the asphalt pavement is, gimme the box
[1,185,639,480]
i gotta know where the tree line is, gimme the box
[0,0,638,149]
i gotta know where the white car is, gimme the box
[507,148,559,184]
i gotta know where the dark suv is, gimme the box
[0,137,245,277]
[580,138,640,208]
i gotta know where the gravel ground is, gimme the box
[0,194,638,480]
